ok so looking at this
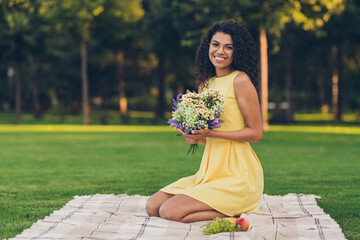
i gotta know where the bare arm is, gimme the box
[187,72,263,143]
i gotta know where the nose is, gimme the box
[216,45,225,54]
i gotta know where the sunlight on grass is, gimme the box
[268,125,360,135]
[294,113,360,122]
[0,124,360,135]
[0,125,174,132]
[128,110,172,118]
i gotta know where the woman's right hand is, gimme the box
[175,128,200,144]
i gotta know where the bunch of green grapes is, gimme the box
[202,217,241,235]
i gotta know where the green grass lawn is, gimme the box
[0,126,359,239]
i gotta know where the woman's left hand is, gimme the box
[190,129,211,138]
[175,128,210,144]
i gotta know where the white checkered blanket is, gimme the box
[11,194,346,240]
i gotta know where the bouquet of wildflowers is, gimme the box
[168,89,225,154]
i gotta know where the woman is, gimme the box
[146,19,264,223]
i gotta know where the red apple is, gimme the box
[236,217,249,231]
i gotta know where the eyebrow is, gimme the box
[210,40,233,46]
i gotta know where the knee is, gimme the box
[159,204,182,222]
[146,197,160,217]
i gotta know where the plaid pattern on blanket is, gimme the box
[11,194,346,240]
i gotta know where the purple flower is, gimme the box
[168,119,179,128]
[208,117,223,129]
[209,122,222,129]
[172,98,178,111]
[171,93,183,111]
[179,122,183,131]
[176,93,182,101]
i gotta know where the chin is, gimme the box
[211,59,231,69]
[213,63,231,69]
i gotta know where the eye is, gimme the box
[210,42,219,47]
[225,45,234,51]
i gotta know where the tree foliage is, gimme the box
[0,0,359,124]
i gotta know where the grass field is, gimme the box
[0,125,359,239]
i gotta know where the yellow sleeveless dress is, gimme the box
[161,70,264,216]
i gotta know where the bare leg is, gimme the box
[181,210,227,223]
[159,194,227,223]
[146,191,174,217]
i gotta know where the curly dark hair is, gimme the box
[195,20,259,90]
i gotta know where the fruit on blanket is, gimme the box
[202,217,250,235]
[202,217,241,235]
[228,217,237,224]
[236,217,249,231]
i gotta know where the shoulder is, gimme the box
[233,71,253,89]
[233,72,257,99]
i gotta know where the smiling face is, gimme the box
[208,31,234,76]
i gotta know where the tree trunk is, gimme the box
[337,43,344,120]
[15,63,22,123]
[156,53,165,119]
[331,45,340,120]
[117,51,127,114]
[260,28,269,131]
[81,39,90,125]
[14,33,23,124]
[284,47,293,123]
[32,83,41,119]
[30,55,41,119]
[316,73,327,113]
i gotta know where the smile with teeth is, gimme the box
[214,56,226,61]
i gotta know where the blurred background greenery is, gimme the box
[1,1,360,238]
[0,0,359,126]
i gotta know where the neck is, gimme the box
[215,68,235,78]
